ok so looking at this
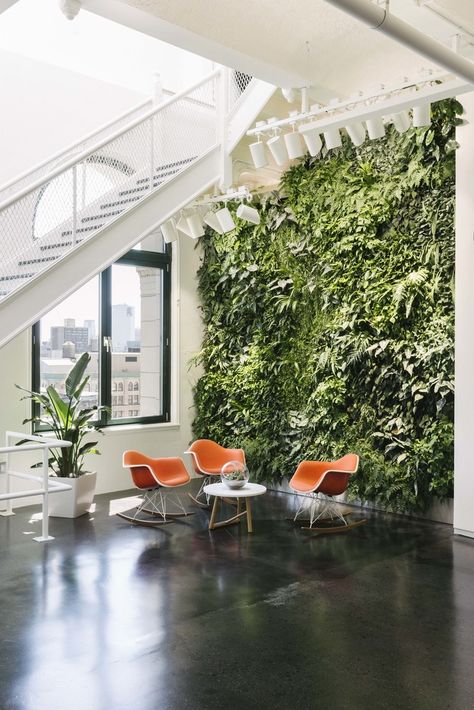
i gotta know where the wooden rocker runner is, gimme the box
[118,451,194,527]
[185,439,246,508]
[288,454,367,534]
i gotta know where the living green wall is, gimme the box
[193,99,461,512]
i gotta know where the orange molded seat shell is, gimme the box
[290,454,359,496]
[187,439,246,476]
[123,451,190,489]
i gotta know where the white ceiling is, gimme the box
[97,0,474,98]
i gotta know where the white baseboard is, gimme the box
[454,528,474,538]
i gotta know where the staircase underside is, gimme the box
[0,146,220,349]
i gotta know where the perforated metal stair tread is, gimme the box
[18,256,57,266]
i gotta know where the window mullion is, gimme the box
[100,268,112,426]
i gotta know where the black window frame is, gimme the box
[31,245,171,430]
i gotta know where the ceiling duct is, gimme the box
[324,0,474,84]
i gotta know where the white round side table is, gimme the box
[203,482,267,533]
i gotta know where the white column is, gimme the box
[138,267,162,417]
[454,91,474,538]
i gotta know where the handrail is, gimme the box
[0,97,153,197]
[1,431,73,543]
[0,69,221,213]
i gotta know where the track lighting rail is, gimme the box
[247,71,455,137]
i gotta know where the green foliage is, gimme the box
[16,352,107,477]
[193,100,460,511]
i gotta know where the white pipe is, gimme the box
[324,0,474,84]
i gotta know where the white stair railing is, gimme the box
[0,71,224,299]
[0,431,72,543]
[0,97,154,203]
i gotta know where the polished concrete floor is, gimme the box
[0,485,473,710]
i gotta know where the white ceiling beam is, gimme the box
[82,0,308,89]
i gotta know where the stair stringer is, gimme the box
[0,146,220,349]
[227,79,276,153]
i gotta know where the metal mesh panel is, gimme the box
[0,74,218,301]
[228,70,254,112]
[0,101,153,204]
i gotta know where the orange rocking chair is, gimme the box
[185,439,246,507]
[118,451,193,527]
[289,454,366,533]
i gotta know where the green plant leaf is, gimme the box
[65,352,91,397]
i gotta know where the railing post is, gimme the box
[33,445,54,542]
[0,432,14,517]
[81,162,86,210]
[72,164,78,247]
[218,70,232,190]
[150,116,155,192]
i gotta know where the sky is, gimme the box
[40,265,144,339]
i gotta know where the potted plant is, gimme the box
[16,352,107,518]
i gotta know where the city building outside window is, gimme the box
[32,239,171,428]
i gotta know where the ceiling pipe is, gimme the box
[324,0,474,84]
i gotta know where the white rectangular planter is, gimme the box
[48,472,97,519]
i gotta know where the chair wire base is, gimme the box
[188,475,217,508]
[117,487,193,527]
[291,492,367,533]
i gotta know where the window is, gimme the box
[32,246,171,428]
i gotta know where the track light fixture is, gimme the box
[301,128,322,157]
[247,71,449,158]
[283,113,306,159]
[267,133,287,166]
[166,184,262,239]
[203,210,224,235]
[366,116,386,140]
[324,127,342,150]
[215,207,236,233]
[249,140,267,169]
[391,111,411,134]
[346,122,366,147]
[160,218,178,244]
[176,214,192,237]
[284,129,305,160]
[187,212,205,239]
[249,121,268,169]
[236,203,260,225]
[412,103,431,127]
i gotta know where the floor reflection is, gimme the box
[0,485,471,710]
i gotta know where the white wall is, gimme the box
[0,0,214,97]
[454,91,474,538]
[0,235,203,507]
[0,49,145,186]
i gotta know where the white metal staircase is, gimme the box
[0,69,275,348]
